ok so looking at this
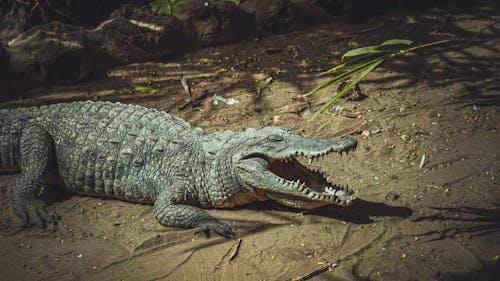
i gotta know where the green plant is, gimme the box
[134,85,158,94]
[305,39,449,119]
[150,0,190,15]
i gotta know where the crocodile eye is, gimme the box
[268,135,284,142]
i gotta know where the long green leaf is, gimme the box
[307,54,389,96]
[379,39,414,46]
[322,53,389,75]
[341,46,390,61]
[307,38,450,118]
[134,85,158,94]
[312,59,384,119]
[342,39,415,61]
[406,39,449,52]
[305,61,372,97]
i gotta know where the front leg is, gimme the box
[153,189,234,238]
[11,125,59,228]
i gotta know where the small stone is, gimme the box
[361,130,371,137]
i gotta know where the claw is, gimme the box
[194,220,235,239]
[11,198,59,228]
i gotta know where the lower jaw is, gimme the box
[266,193,332,210]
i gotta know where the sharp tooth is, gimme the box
[298,183,306,191]
[302,188,309,194]
[319,194,325,201]
[308,158,312,165]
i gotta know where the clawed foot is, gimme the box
[194,220,235,238]
[11,198,60,228]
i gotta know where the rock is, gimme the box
[6,22,93,89]
[180,0,254,46]
[107,4,195,55]
[240,0,330,33]
[0,0,125,43]
[1,4,198,95]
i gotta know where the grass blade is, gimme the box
[307,53,391,97]
[305,62,369,96]
[341,46,389,60]
[312,59,384,119]
[322,53,389,75]
[134,85,158,94]
[379,39,414,46]
[307,38,450,118]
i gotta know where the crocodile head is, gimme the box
[234,126,358,209]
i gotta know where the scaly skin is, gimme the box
[0,101,358,237]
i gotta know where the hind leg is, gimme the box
[10,125,59,228]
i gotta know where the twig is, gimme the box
[352,23,385,35]
[180,74,192,98]
[419,154,427,170]
[256,86,263,99]
[213,238,243,271]
[291,264,331,281]
[426,184,444,189]
[331,23,384,42]
[9,1,17,16]
[464,19,500,47]
[228,238,242,262]
[178,90,211,110]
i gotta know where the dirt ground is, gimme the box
[1,2,499,281]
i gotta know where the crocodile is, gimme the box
[0,101,358,237]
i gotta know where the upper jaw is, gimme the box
[263,136,357,160]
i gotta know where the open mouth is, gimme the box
[239,136,358,209]
[267,156,357,205]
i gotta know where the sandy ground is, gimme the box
[1,2,499,281]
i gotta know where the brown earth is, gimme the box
[0,2,499,281]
